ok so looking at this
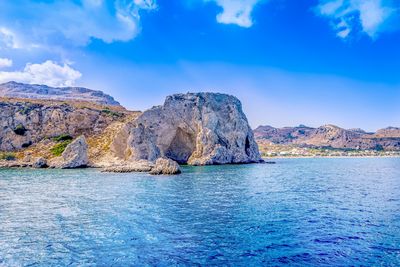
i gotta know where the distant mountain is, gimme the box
[0,81,120,106]
[254,124,400,150]
[253,125,314,144]
[374,127,400,138]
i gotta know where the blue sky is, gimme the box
[0,0,399,131]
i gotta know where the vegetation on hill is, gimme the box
[50,140,72,156]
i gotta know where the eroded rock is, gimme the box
[149,158,181,175]
[59,136,88,169]
[112,93,262,165]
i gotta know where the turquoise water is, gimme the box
[1,158,400,266]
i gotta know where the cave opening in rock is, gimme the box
[165,128,196,164]
[245,136,251,156]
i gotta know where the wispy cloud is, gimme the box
[0,0,157,49]
[206,0,264,27]
[315,0,398,39]
[0,60,82,87]
[0,27,21,49]
[0,58,12,68]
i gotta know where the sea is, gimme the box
[1,158,400,266]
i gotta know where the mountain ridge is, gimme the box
[254,124,400,150]
[0,81,121,106]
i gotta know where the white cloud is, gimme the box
[206,0,263,27]
[0,60,82,87]
[0,0,157,48]
[315,0,398,39]
[0,58,12,68]
[0,27,21,49]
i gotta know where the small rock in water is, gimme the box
[149,158,181,175]
[102,160,153,173]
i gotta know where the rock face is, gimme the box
[254,124,400,150]
[59,136,88,168]
[0,99,125,151]
[112,93,262,165]
[0,81,120,106]
[149,158,181,175]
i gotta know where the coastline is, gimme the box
[264,155,400,159]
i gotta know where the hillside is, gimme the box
[0,81,121,106]
[254,124,400,151]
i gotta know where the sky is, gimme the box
[0,0,399,131]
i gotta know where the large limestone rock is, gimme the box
[59,136,88,168]
[150,158,181,175]
[112,93,262,165]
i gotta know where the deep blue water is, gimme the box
[1,158,400,266]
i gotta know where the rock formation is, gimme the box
[101,160,153,173]
[51,136,89,168]
[149,158,181,175]
[111,93,262,165]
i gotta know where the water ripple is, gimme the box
[1,158,400,265]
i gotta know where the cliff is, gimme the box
[111,93,262,165]
[0,97,129,151]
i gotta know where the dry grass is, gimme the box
[15,139,58,160]
[87,111,141,161]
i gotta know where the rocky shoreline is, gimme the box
[0,85,263,175]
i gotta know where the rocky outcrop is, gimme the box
[33,157,48,168]
[111,93,262,165]
[0,81,120,106]
[254,124,400,150]
[101,160,153,173]
[48,136,89,168]
[149,158,181,175]
[59,136,88,168]
[0,98,126,151]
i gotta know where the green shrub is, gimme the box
[101,109,122,117]
[14,124,27,136]
[0,152,16,161]
[52,134,73,142]
[50,140,72,156]
[19,107,31,115]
